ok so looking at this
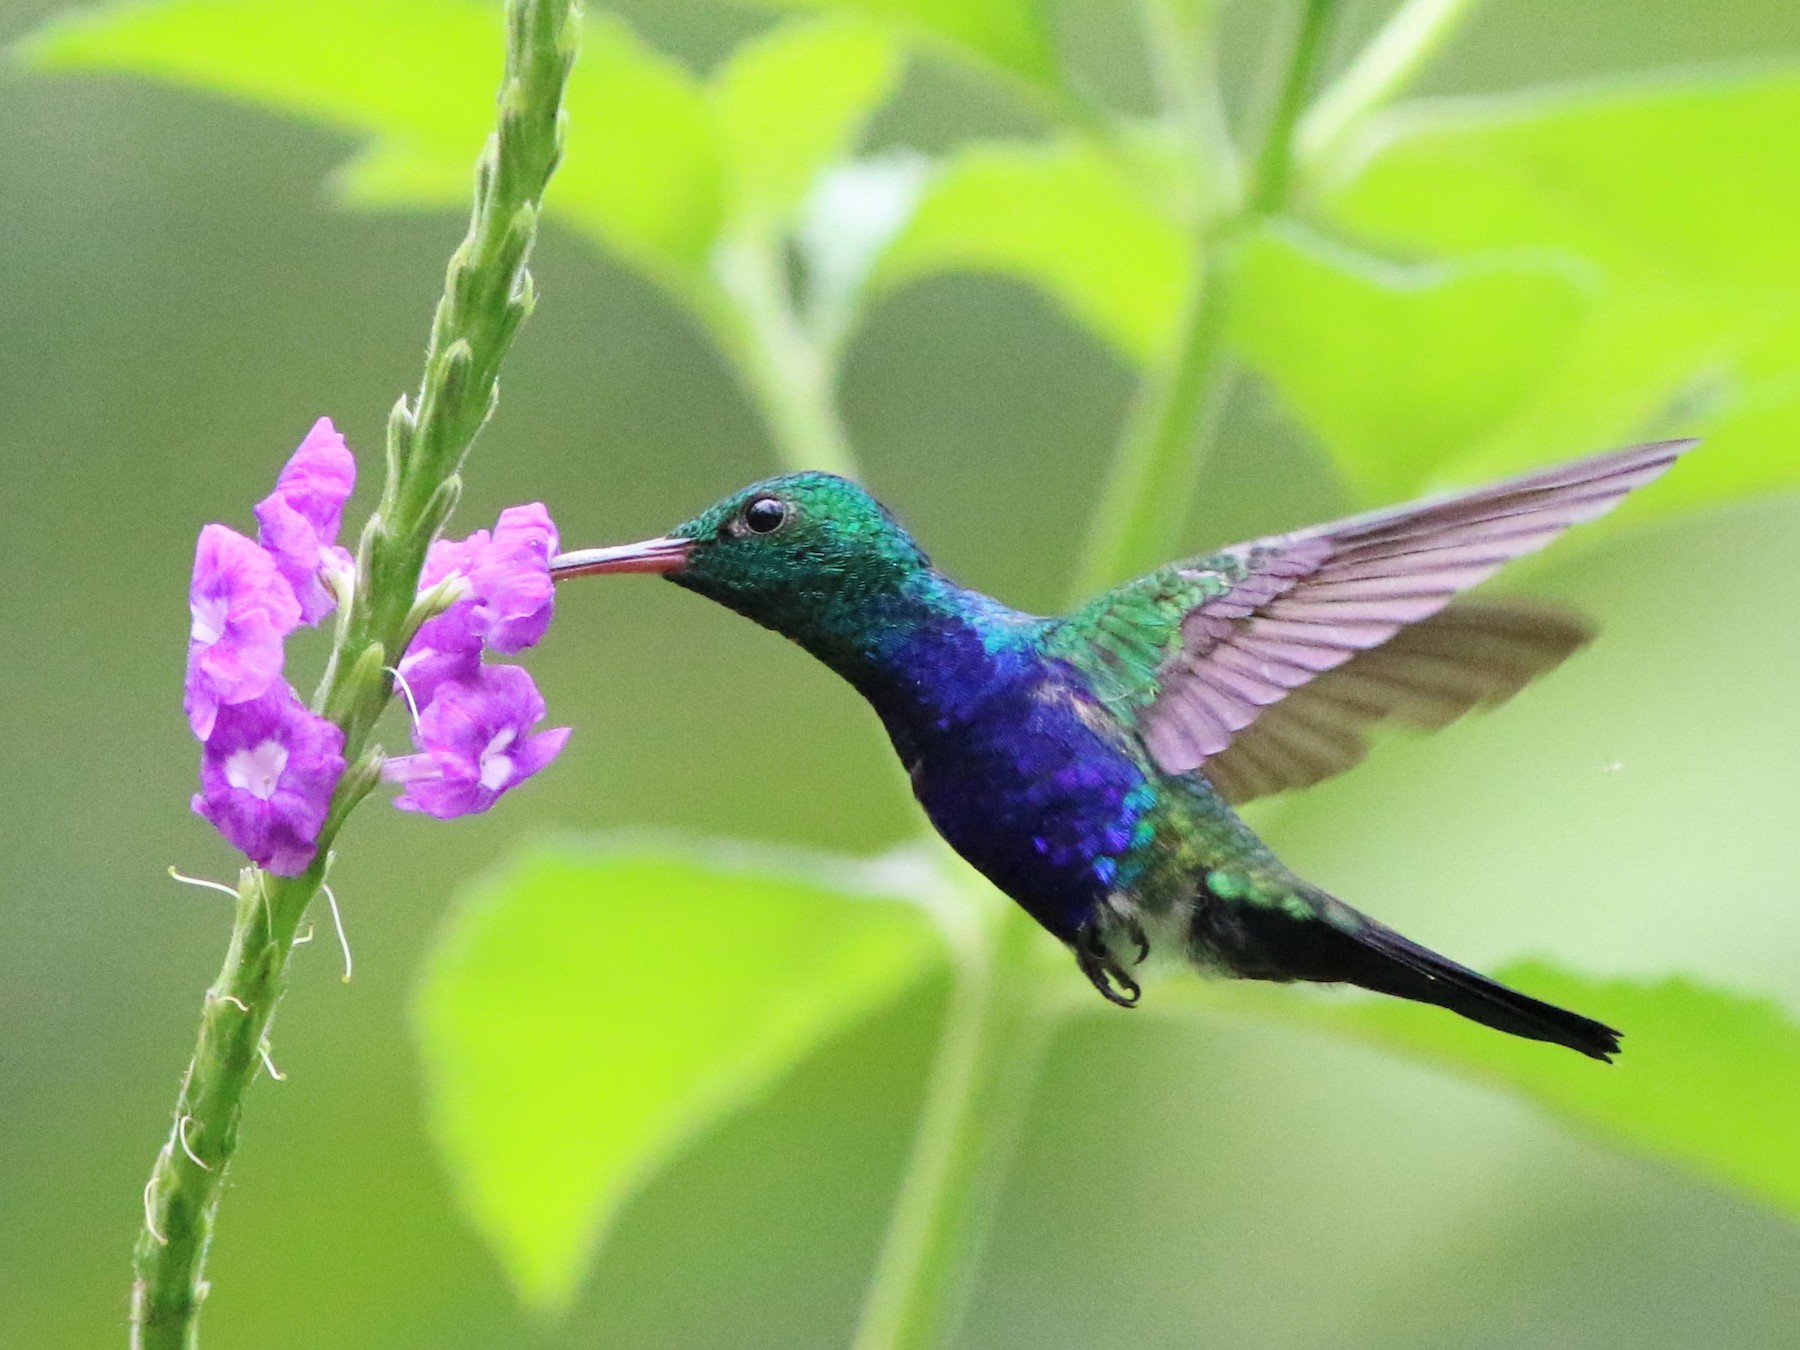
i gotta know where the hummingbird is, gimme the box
[552,440,1695,1060]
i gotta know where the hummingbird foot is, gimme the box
[1125,918,1149,965]
[1073,922,1141,1008]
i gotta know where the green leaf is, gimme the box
[552,16,722,280]
[1227,228,1592,502]
[20,0,500,153]
[23,0,725,284]
[1181,963,1800,1223]
[744,0,1057,96]
[414,836,942,1313]
[711,18,901,231]
[1336,73,1800,294]
[872,139,1189,363]
[1320,70,1800,514]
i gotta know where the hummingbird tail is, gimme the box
[1334,919,1621,1061]
[1195,890,1622,1061]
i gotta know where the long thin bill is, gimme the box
[550,536,692,580]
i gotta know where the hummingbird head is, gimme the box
[552,472,935,660]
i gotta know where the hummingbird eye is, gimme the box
[741,495,790,535]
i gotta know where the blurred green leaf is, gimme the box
[1323,71,1800,513]
[1184,962,1800,1221]
[552,16,722,280]
[1228,228,1592,502]
[712,18,901,231]
[20,0,499,152]
[744,0,1057,95]
[1336,74,1800,292]
[414,837,942,1313]
[872,139,1188,362]
[24,0,726,286]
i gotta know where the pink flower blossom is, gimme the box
[399,504,559,703]
[185,524,301,740]
[255,417,356,625]
[191,681,346,875]
[383,664,568,819]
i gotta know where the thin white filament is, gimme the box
[320,883,353,984]
[167,866,239,901]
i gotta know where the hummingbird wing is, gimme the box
[1198,598,1588,803]
[1047,439,1693,782]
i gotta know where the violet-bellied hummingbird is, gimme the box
[553,440,1696,1059]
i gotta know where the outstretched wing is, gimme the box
[1046,439,1693,784]
[1199,598,1589,803]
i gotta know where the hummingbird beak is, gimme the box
[550,535,693,581]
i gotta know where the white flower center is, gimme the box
[191,594,229,646]
[478,728,517,791]
[225,739,289,801]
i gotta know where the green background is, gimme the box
[5,0,1800,1345]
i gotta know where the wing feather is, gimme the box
[1199,600,1593,803]
[1142,440,1691,774]
[1045,440,1693,787]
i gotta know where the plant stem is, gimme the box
[853,6,1342,1346]
[1139,0,1239,216]
[1071,227,1238,595]
[712,232,859,477]
[1247,0,1338,216]
[853,889,1056,1350]
[129,4,578,1344]
[1076,0,1338,597]
[1296,0,1483,176]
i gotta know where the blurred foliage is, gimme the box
[1229,230,1591,501]
[743,0,1060,97]
[871,136,1188,361]
[35,1,1800,508]
[416,839,940,1312]
[12,0,1800,1346]
[1327,71,1800,511]
[1173,959,1800,1218]
[25,0,897,318]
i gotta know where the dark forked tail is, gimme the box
[1194,886,1622,1061]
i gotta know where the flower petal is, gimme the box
[384,664,562,819]
[254,418,357,626]
[272,417,355,542]
[186,525,299,737]
[193,681,345,874]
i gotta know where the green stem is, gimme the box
[129,868,307,1348]
[853,6,1344,1346]
[712,232,859,477]
[1139,0,1239,217]
[129,4,579,1344]
[1076,0,1337,597]
[1071,227,1238,595]
[1247,0,1337,216]
[1296,0,1483,177]
[853,894,1056,1350]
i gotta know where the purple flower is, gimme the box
[392,643,480,713]
[185,524,302,740]
[191,681,346,875]
[410,505,559,655]
[382,664,569,819]
[255,417,357,625]
[398,503,558,705]
[469,503,558,652]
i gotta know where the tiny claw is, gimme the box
[1128,920,1149,965]
[1074,925,1142,1008]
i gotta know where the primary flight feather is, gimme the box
[553,440,1695,1060]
